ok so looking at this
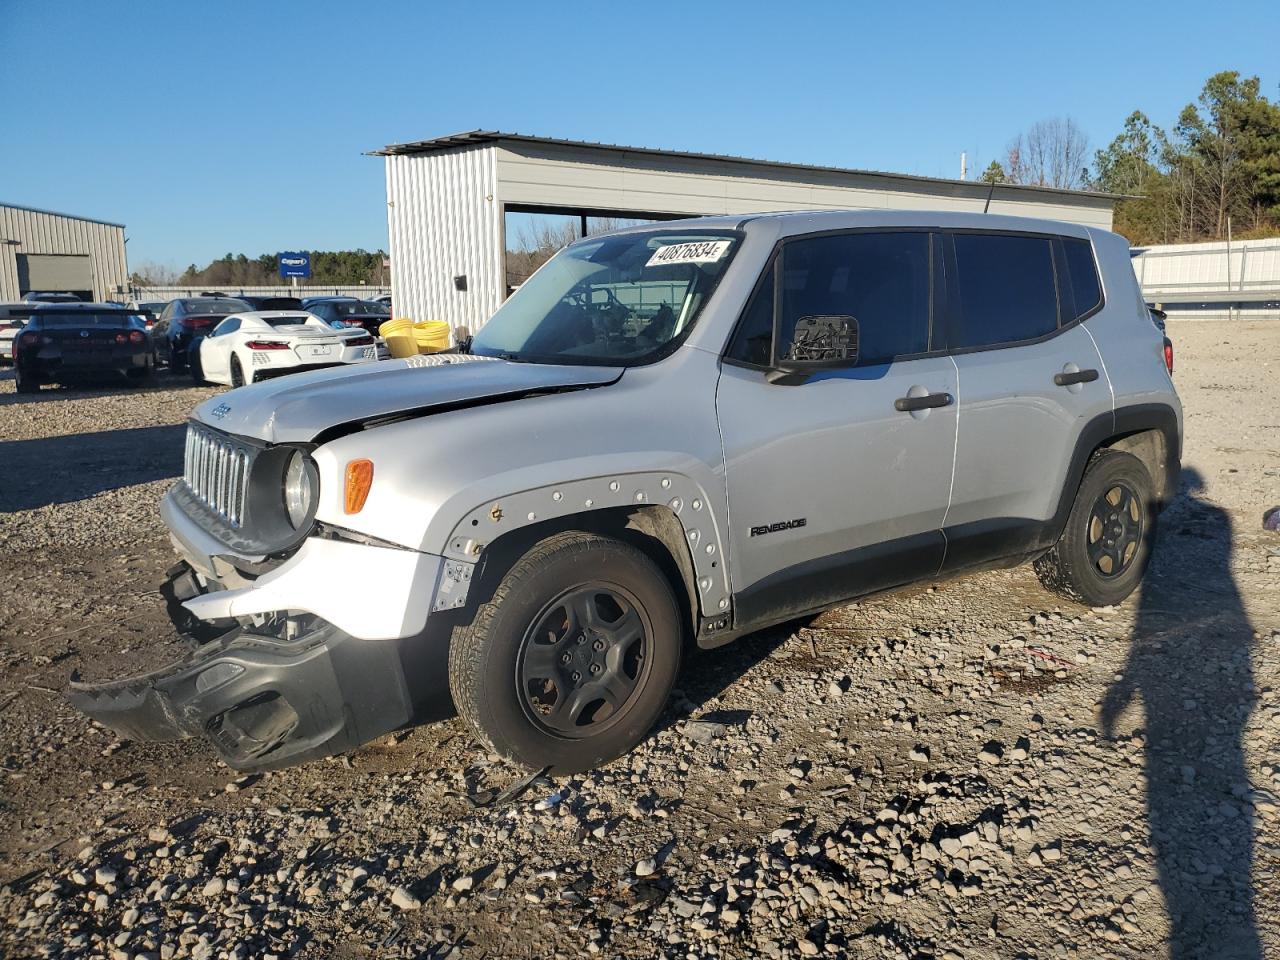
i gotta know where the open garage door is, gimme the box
[18,253,93,301]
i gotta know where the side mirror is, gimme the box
[767,314,859,384]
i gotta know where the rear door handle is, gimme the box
[894,391,954,412]
[1053,368,1099,386]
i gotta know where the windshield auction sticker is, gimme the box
[646,239,733,268]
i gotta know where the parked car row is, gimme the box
[4,291,394,393]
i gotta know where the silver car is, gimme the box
[70,211,1182,774]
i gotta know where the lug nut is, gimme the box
[571,671,581,682]
[560,653,571,664]
[593,639,605,651]
[590,664,601,674]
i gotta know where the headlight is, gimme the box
[283,451,317,529]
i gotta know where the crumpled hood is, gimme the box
[191,354,624,443]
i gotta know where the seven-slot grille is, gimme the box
[183,424,252,527]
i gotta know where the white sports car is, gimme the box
[196,311,378,387]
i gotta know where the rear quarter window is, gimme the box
[1062,238,1103,319]
[949,233,1059,350]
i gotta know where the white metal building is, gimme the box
[1132,237,1280,320]
[0,203,128,303]
[373,131,1121,333]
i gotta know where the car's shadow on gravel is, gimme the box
[0,370,207,408]
[0,424,186,511]
[1102,468,1263,959]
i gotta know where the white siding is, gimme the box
[385,147,502,333]
[492,143,1116,228]
[1132,237,1280,304]
[386,140,1116,332]
[0,205,128,302]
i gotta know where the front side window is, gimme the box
[471,231,739,365]
[727,231,930,367]
[949,234,1058,349]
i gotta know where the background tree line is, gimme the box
[130,249,389,287]
[982,70,1280,244]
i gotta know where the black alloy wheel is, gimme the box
[1085,481,1144,578]
[449,531,683,774]
[517,584,650,737]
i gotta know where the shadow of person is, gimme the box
[1101,468,1261,959]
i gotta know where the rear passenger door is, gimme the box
[939,231,1111,572]
[717,230,958,627]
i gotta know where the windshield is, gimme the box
[471,231,739,365]
[185,298,249,314]
[37,312,141,328]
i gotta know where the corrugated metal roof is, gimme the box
[0,201,125,229]
[369,130,1125,202]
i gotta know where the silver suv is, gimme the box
[70,211,1182,774]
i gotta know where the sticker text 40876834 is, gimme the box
[645,240,733,268]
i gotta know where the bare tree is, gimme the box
[130,261,180,285]
[1005,117,1090,189]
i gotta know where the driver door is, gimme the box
[716,230,957,628]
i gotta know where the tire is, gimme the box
[230,355,246,387]
[169,340,186,373]
[188,346,207,385]
[449,531,683,774]
[1034,449,1157,607]
[14,367,39,394]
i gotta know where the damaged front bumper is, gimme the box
[67,488,469,769]
[67,617,424,770]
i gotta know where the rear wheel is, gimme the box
[230,354,248,387]
[449,531,683,773]
[1034,449,1156,606]
[14,366,39,394]
[169,339,186,373]
[188,345,207,385]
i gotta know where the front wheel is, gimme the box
[449,532,683,774]
[1034,449,1157,607]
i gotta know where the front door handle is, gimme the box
[894,391,954,412]
[1053,368,1099,387]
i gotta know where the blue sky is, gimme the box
[2,0,1276,268]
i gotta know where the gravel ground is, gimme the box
[1,322,1278,960]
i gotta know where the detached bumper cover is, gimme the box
[67,621,418,770]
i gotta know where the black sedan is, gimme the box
[12,304,157,393]
[303,298,390,336]
[152,296,250,371]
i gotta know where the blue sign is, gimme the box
[278,251,311,279]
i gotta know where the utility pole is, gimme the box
[960,152,967,181]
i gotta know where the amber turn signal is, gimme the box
[344,459,374,514]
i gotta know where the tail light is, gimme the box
[346,335,375,346]
[17,331,41,347]
[115,332,127,343]
[1163,337,1174,375]
[244,340,291,350]
[184,317,216,329]
[129,330,145,344]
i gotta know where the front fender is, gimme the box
[434,470,731,620]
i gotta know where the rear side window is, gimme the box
[1062,238,1102,319]
[727,232,930,366]
[949,233,1058,349]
